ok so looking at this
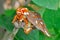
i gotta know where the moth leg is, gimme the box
[24,18,28,28]
[12,15,17,23]
[24,27,32,34]
[24,22,33,34]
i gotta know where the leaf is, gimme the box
[55,34,60,40]
[36,7,46,17]
[0,9,16,31]
[59,0,60,8]
[4,9,16,17]
[43,8,60,40]
[0,12,14,32]
[32,0,59,10]
[14,29,40,40]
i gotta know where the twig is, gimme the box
[2,22,21,40]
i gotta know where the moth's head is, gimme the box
[20,8,29,15]
[16,8,29,16]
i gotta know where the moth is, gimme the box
[12,8,50,37]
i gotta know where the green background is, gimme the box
[0,0,60,40]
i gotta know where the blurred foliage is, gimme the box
[32,0,59,10]
[0,0,60,40]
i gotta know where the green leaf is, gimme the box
[14,29,40,40]
[36,7,46,17]
[0,12,15,32]
[59,0,60,8]
[55,34,60,40]
[4,9,16,17]
[43,8,60,40]
[32,0,59,10]
[0,9,16,32]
